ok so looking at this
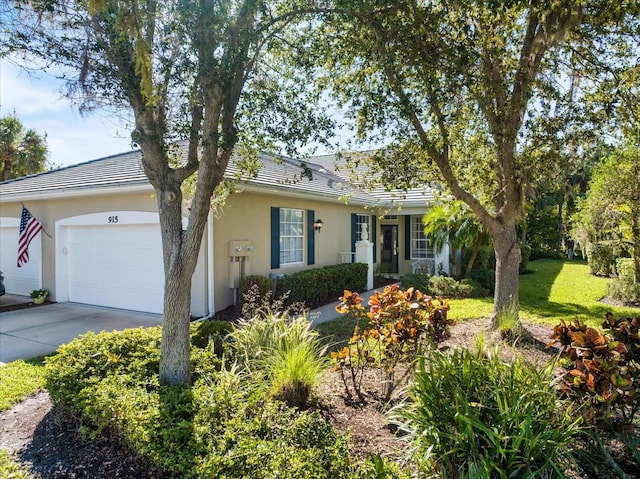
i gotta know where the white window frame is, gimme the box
[410,215,434,259]
[279,208,305,265]
[356,214,370,241]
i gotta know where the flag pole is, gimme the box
[20,202,52,239]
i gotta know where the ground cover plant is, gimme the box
[0,358,46,413]
[4,259,640,478]
[41,322,359,478]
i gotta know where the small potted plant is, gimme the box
[30,288,49,304]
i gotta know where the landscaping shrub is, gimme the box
[44,327,357,478]
[333,286,454,402]
[427,275,487,298]
[282,263,367,308]
[469,269,495,294]
[586,242,615,277]
[394,344,582,478]
[399,272,430,291]
[550,317,640,426]
[607,258,640,304]
[190,319,234,354]
[400,274,487,298]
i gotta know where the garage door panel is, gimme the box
[66,224,164,314]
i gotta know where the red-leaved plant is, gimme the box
[332,284,454,402]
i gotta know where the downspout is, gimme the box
[195,209,216,321]
[207,208,215,315]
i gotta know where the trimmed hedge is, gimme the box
[282,263,368,308]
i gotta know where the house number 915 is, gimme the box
[108,215,119,224]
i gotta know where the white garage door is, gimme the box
[58,212,165,314]
[0,217,42,295]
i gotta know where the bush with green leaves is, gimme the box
[607,258,640,304]
[44,326,359,478]
[394,344,582,478]
[399,272,430,291]
[401,273,487,298]
[190,319,234,354]
[586,242,615,277]
[282,262,367,308]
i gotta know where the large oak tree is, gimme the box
[302,0,637,329]
[4,0,330,384]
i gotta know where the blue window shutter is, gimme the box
[372,215,377,262]
[307,210,315,265]
[271,207,280,269]
[351,213,357,263]
[404,215,411,260]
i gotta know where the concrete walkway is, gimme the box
[0,302,161,364]
[0,286,386,364]
[308,288,382,326]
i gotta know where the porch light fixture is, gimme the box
[313,219,324,233]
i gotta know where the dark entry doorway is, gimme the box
[380,225,398,274]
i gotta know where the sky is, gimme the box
[1,59,373,170]
[1,60,137,168]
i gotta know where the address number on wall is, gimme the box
[108,215,119,224]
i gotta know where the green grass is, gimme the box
[0,358,47,413]
[0,450,32,479]
[316,259,640,341]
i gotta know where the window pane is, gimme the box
[279,208,305,265]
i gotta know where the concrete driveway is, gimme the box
[0,302,162,364]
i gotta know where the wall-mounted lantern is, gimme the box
[313,219,324,233]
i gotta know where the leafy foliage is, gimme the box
[281,262,368,309]
[586,242,616,277]
[231,312,328,409]
[332,285,453,401]
[0,359,46,413]
[608,258,640,304]
[0,114,50,181]
[394,345,582,478]
[44,326,355,478]
[549,317,640,425]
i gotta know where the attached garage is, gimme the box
[0,216,42,295]
[56,212,165,314]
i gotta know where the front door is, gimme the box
[380,225,398,274]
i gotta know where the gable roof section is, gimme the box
[308,152,437,208]
[0,148,379,205]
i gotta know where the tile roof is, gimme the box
[308,152,437,208]
[0,147,380,205]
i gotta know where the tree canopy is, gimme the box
[0,115,49,181]
[295,0,639,330]
[3,0,332,385]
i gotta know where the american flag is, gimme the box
[17,206,43,268]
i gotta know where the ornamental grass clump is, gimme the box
[231,312,328,409]
[393,343,581,478]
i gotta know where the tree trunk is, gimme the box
[489,222,522,330]
[160,265,193,385]
[465,235,483,278]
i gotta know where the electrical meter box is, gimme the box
[228,240,253,257]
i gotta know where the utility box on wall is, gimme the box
[228,240,254,290]
[228,240,253,257]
